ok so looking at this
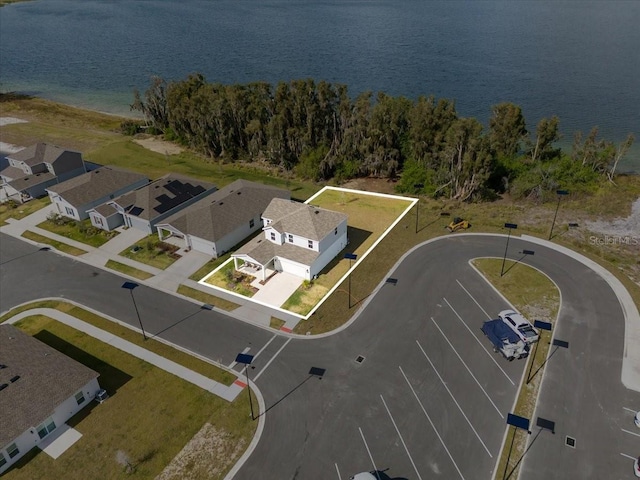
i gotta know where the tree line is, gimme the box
[130,75,634,201]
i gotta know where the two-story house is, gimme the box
[0,143,87,203]
[232,198,348,281]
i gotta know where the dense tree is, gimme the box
[489,102,527,158]
[131,75,631,201]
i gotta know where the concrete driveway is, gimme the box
[251,271,302,307]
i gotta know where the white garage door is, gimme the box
[278,258,310,280]
[190,236,217,256]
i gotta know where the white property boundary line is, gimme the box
[197,186,417,321]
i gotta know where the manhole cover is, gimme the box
[565,436,576,448]
[355,355,365,364]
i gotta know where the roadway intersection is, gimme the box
[1,232,638,479]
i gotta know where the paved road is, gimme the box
[1,232,638,479]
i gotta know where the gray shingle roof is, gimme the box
[0,165,25,182]
[46,166,148,208]
[8,172,55,190]
[112,173,216,221]
[159,179,290,242]
[6,143,75,167]
[234,235,319,266]
[263,198,348,241]
[0,324,99,447]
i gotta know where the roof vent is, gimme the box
[237,191,242,195]
[0,384,8,391]
[0,364,6,369]
[315,210,320,214]
[10,375,20,383]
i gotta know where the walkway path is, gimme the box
[5,307,245,402]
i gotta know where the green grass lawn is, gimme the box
[176,285,240,312]
[21,231,87,256]
[119,235,181,270]
[105,259,154,280]
[204,261,257,297]
[0,197,50,225]
[4,315,255,480]
[472,258,559,480]
[37,216,118,247]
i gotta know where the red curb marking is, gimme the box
[234,379,247,388]
[280,327,292,333]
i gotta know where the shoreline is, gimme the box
[1,92,638,174]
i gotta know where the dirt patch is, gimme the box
[340,176,399,195]
[133,135,184,155]
[0,116,28,127]
[156,423,245,480]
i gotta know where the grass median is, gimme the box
[4,315,256,480]
[472,258,560,480]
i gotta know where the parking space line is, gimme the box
[253,337,291,382]
[620,452,636,460]
[380,395,423,480]
[358,427,380,478]
[622,428,640,438]
[443,298,515,386]
[456,279,492,319]
[399,366,466,480]
[253,334,278,360]
[228,346,251,369]
[415,342,493,457]
[335,462,342,480]
[623,407,637,413]
[427,323,504,418]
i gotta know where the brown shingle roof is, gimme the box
[8,172,55,190]
[263,198,347,241]
[46,166,148,208]
[0,165,25,182]
[159,180,290,242]
[0,324,99,447]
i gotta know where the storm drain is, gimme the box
[355,355,365,364]
[565,436,576,448]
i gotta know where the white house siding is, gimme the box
[277,257,311,279]
[50,194,81,220]
[127,215,152,234]
[89,212,122,232]
[199,220,263,258]
[263,226,284,245]
[317,220,348,252]
[283,230,318,251]
[190,236,216,256]
[310,231,348,278]
[0,378,99,475]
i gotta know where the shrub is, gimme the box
[119,120,141,136]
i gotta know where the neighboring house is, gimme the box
[157,179,290,257]
[88,173,217,233]
[0,143,87,203]
[46,166,148,221]
[232,198,348,281]
[0,324,101,475]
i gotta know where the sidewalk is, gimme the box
[0,205,304,331]
[4,308,246,402]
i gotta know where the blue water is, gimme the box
[1,0,639,171]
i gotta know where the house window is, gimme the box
[249,218,255,228]
[270,232,276,241]
[36,418,56,439]
[334,227,338,235]
[288,234,293,243]
[65,206,74,216]
[308,240,313,249]
[75,391,86,405]
[7,443,19,459]
[94,216,103,226]
[0,452,6,468]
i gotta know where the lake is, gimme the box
[0,0,638,171]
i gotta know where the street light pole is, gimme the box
[526,320,552,384]
[344,253,357,308]
[235,353,255,420]
[121,282,146,340]
[549,190,569,240]
[501,223,518,277]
